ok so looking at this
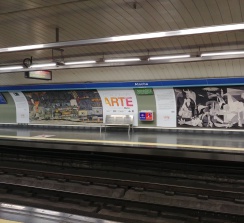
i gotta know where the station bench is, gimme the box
[105,115,134,134]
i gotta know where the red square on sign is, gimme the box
[146,112,153,121]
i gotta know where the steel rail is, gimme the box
[0,181,243,222]
[0,165,243,202]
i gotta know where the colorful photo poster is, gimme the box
[23,90,103,124]
[10,92,29,123]
[154,88,176,127]
[98,89,138,126]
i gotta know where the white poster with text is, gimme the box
[10,92,29,123]
[98,90,138,126]
[154,88,176,127]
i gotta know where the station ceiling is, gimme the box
[0,0,244,86]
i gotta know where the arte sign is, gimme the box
[98,90,138,126]
[105,97,133,107]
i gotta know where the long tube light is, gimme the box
[1,23,244,53]
[111,23,244,42]
[104,58,141,62]
[201,51,244,57]
[1,49,244,73]
[30,63,56,68]
[65,60,96,65]
[7,44,44,52]
[149,54,190,60]
[0,66,23,70]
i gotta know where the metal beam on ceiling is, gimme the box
[1,23,244,54]
[1,52,244,74]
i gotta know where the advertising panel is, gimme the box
[23,90,103,124]
[6,84,244,129]
[10,92,29,123]
[175,86,244,128]
[154,88,176,127]
[98,89,138,126]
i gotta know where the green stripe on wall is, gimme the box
[0,93,16,123]
[135,91,156,127]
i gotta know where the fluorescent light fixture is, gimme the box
[149,54,190,60]
[7,44,44,52]
[0,66,23,70]
[0,23,243,54]
[104,58,141,62]
[30,63,56,68]
[0,23,243,53]
[201,51,244,57]
[112,23,244,42]
[111,33,166,41]
[65,60,96,65]
[179,23,244,35]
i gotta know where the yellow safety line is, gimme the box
[0,220,22,223]
[0,135,243,152]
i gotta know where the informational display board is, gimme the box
[98,89,138,126]
[139,110,153,121]
[134,88,154,95]
[10,92,29,123]
[25,70,52,80]
[154,88,176,127]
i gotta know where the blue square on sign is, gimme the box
[139,112,146,120]
[0,93,7,104]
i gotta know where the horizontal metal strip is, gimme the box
[0,52,244,74]
[1,23,244,53]
[1,77,244,92]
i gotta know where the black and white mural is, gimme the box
[175,86,244,128]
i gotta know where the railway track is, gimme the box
[0,146,244,222]
[0,163,243,202]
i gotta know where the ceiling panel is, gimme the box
[0,0,243,85]
[0,0,243,47]
[0,0,77,14]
